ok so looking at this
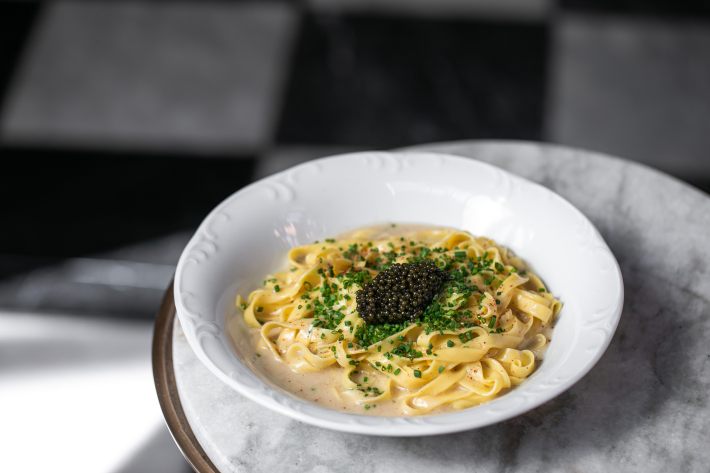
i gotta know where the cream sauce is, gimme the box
[248,331,407,416]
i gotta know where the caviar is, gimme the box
[356,261,448,325]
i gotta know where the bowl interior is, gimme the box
[175,151,622,435]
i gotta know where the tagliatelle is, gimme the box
[236,225,561,416]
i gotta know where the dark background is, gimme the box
[1,1,709,471]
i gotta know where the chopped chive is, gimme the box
[458,331,474,343]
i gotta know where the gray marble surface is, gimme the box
[172,141,710,472]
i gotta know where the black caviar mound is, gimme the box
[356,261,448,325]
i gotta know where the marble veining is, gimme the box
[173,142,710,473]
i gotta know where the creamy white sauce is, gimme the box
[248,331,406,416]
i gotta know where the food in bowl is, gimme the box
[232,224,561,416]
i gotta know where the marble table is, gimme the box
[155,141,710,473]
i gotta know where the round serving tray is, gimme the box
[152,283,217,473]
[152,141,710,473]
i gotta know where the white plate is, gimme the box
[174,151,623,436]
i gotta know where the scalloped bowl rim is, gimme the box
[174,151,624,436]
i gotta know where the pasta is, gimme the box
[235,225,561,416]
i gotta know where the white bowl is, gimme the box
[174,151,623,436]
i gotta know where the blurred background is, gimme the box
[1,0,708,471]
